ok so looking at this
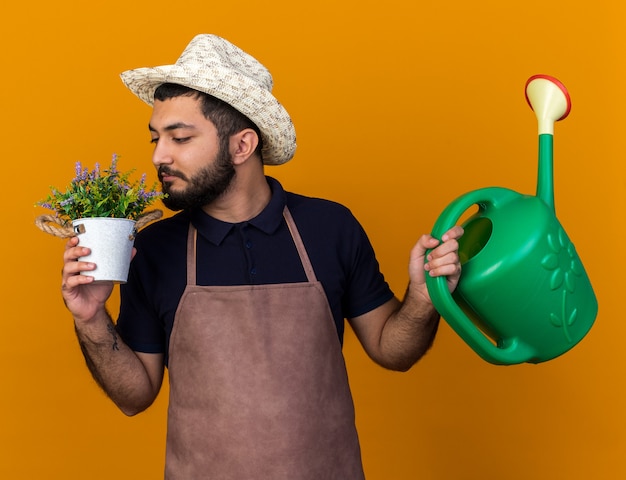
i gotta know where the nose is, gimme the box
[152,139,174,168]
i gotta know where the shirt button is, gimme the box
[245,241,252,249]
[250,268,257,275]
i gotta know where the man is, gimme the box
[62,34,463,479]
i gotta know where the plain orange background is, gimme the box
[2,1,624,479]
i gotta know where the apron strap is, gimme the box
[282,206,317,283]
[184,205,318,286]
[186,221,197,286]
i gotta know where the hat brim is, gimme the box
[120,64,296,166]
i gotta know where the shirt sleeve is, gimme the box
[115,233,168,354]
[341,215,395,319]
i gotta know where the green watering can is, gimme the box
[425,75,598,365]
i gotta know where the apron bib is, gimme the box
[165,206,365,479]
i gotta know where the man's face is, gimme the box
[149,95,235,211]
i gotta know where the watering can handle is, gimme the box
[426,187,537,365]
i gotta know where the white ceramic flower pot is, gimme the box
[72,217,136,283]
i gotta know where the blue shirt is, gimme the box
[116,177,394,363]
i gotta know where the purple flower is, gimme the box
[73,162,89,182]
[110,153,119,174]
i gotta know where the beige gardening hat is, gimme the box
[120,34,296,165]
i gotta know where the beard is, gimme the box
[159,146,236,211]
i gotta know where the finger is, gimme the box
[415,234,441,254]
[410,236,441,270]
[63,245,90,264]
[426,255,462,277]
[64,236,80,251]
[62,271,95,291]
[427,239,459,262]
[441,225,464,242]
[63,260,96,276]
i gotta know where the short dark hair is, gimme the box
[153,83,263,160]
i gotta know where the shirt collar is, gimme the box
[190,176,287,245]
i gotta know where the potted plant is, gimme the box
[35,153,165,283]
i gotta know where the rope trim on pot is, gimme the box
[34,210,164,239]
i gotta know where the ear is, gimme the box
[230,129,260,166]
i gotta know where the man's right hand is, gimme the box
[62,236,114,323]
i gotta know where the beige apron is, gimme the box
[165,206,365,479]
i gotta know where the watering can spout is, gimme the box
[537,134,555,211]
[525,75,572,211]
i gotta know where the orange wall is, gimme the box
[3,1,624,479]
